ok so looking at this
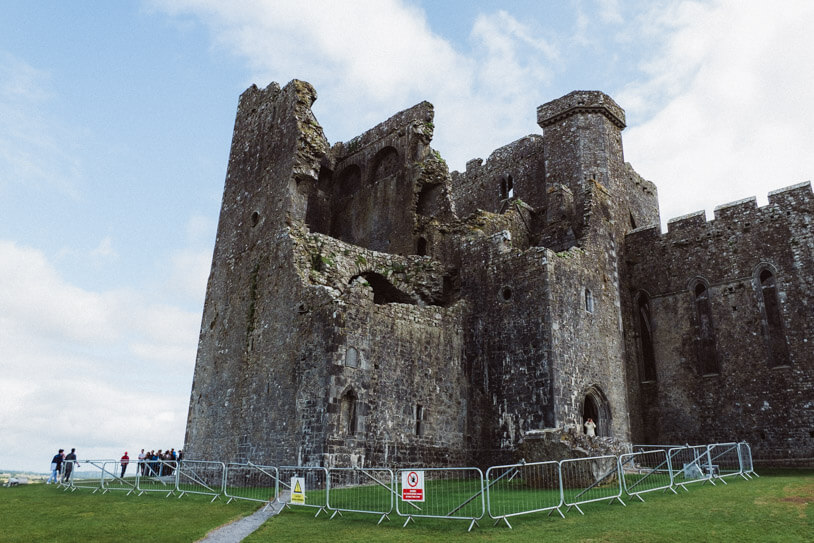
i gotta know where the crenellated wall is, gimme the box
[624,182,814,462]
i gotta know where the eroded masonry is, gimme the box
[184,80,813,467]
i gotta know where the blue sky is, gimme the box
[2,0,813,472]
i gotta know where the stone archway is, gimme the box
[581,386,611,437]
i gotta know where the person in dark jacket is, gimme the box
[62,448,78,483]
[47,449,64,484]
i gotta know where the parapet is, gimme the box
[537,90,626,129]
[767,180,813,205]
[667,210,707,233]
[713,197,757,221]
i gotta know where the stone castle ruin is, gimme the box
[184,79,813,467]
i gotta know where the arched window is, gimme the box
[757,269,789,367]
[636,293,657,382]
[693,281,719,374]
[339,390,357,435]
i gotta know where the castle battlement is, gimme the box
[632,181,813,242]
[537,90,626,129]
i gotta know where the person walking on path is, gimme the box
[47,449,64,484]
[120,452,130,477]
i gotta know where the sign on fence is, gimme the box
[291,477,306,504]
[401,470,424,502]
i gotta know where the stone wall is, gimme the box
[624,182,814,462]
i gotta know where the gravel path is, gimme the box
[197,492,289,543]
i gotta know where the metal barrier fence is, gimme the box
[395,467,485,532]
[738,442,758,479]
[224,462,279,505]
[100,460,138,495]
[706,442,742,483]
[47,441,758,531]
[61,459,105,493]
[326,467,394,523]
[278,466,329,517]
[485,460,563,528]
[137,459,177,497]
[176,460,225,501]
[560,455,625,514]
[618,449,675,501]
[668,445,714,490]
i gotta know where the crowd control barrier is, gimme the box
[485,460,563,528]
[327,467,395,523]
[224,462,279,504]
[618,449,675,501]
[176,460,225,501]
[100,460,137,495]
[668,445,714,490]
[278,466,329,517]
[560,455,625,514]
[45,440,758,531]
[706,442,742,483]
[395,467,485,531]
[738,442,758,479]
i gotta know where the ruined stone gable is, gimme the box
[185,79,812,468]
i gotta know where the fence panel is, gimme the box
[618,449,675,501]
[668,445,713,490]
[61,459,105,492]
[278,466,329,517]
[327,467,394,523]
[100,460,138,494]
[485,460,563,528]
[176,460,225,501]
[738,442,758,479]
[706,442,742,483]
[395,467,484,532]
[224,463,279,504]
[137,459,178,497]
[559,455,625,514]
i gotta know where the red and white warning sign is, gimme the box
[401,470,425,502]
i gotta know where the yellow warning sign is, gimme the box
[291,477,305,504]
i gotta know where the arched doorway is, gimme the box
[581,386,611,437]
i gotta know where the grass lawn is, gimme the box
[247,469,813,543]
[0,484,257,543]
[0,469,810,542]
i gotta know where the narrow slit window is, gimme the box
[693,282,719,374]
[415,404,425,436]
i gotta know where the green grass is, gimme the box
[247,470,813,542]
[0,470,810,542]
[0,484,258,543]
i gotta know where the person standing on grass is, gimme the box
[120,451,130,477]
[63,448,77,483]
[47,449,64,484]
[138,449,146,475]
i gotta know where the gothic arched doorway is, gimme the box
[581,386,611,437]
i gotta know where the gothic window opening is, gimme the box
[693,282,719,375]
[757,269,789,367]
[340,390,357,436]
[415,404,425,436]
[636,293,657,382]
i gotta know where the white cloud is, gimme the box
[152,0,562,169]
[0,51,84,200]
[0,241,197,471]
[620,0,814,227]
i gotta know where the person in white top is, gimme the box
[138,449,147,476]
[584,418,597,437]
